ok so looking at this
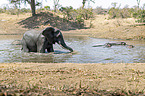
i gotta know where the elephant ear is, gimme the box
[42,27,55,38]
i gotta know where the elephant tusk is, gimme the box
[56,32,61,37]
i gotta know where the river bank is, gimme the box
[0,13,145,40]
[0,63,145,95]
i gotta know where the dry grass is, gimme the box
[0,13,145,40]
[68,15,145,40]
[0,13,30,34]
[1,63,145,95]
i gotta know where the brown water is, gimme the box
[0,35,145,63]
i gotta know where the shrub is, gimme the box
[93,7,108,15]
[108,7,119,19]
[20,8,31,13]
[44,6,50,10]
[59,6,73,20]
[0,8,5,13]
[136,10,145,23]
[108,7,132,19]
[59,7,94,26]
[76,15,84,24]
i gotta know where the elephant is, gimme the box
[21,27,73,53]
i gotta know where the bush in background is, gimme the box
[93,6,108,15]
[59,6,94,27]
[132,6,145,23]
[1,3,144,24]
[0,5,31,15]
[108,2,145,23]
[108,7,132,19]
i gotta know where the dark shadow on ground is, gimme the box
[18,12,87,30]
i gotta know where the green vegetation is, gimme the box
[1,2,145,25]
[133,9,145,23]
[0,5,94,29]
[108,7,132,19]
[0,4,144,40]
[0,7,31,15]
[59,6,94,26]
[108,2,145,23]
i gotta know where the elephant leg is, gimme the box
[21,40,29,52]
[38,45,45,53]
[37,38,45,53]
[47,44,54,52]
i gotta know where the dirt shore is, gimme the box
[0,13,145,40]
[1,63,145,95]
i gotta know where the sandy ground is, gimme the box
[0,13,145,40]
[67,15,145,40]
[1,63,145,95]
[0,13,145,95]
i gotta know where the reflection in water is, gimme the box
[0,35,145,63]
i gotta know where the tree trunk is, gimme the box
[31,0,36,16]
[82,0,86,9]
[137,0,140,8]
[53,0,60,12]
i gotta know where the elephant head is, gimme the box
[42,27,55,44]
[42,27,73,52]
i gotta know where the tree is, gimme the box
[111,2,117,8]
[136,0,141,8]
[53,0,61,12]
[82,0,95,8]
[9,0,41,16]
[30,0,36,16]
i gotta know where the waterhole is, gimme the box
[0,34,144,63]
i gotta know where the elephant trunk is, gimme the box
[57,37,73,52]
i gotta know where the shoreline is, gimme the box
[0,62,145,95]
[0,13,145,41]
[0,29,144,41]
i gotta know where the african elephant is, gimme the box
[21,27,73,53]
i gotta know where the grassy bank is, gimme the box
[0,63,145,95]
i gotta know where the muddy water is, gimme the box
[0,34,145,63]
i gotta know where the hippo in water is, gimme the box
[93,42,134,48]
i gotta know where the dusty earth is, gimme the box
[1,63,145,95]
[0,12,145,40]
[0,12,145,95]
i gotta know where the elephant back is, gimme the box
[23,29,41,42]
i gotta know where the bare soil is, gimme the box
[68,15,145,40]
[0,12,145,40]
[1,63,145,95]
